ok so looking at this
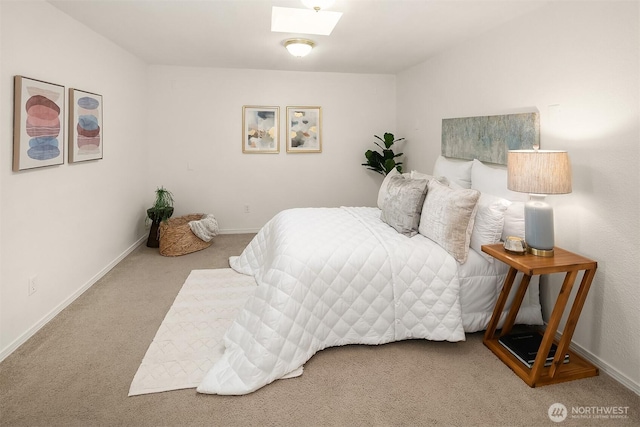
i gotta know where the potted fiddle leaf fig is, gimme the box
[146,186,174,248]
[362,132,405,176]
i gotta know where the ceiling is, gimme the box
[48,0,547,75]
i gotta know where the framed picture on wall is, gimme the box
[13,76,65,171]
[286,106,322,153]
[68,88,103,163]
[242,106,280,153]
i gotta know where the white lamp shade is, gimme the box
[507,150,572,195]
[284,39,315,57]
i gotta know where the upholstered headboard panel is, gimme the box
[441,112,539,165]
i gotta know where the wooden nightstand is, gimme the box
[481,243,599,387]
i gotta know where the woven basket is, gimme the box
[159,214,213,257]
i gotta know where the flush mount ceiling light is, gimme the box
[301,0,335,12]
[284,39,315,57]
[271,6,342,36]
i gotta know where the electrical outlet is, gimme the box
[28,275,38,296]
[244,204,250,214]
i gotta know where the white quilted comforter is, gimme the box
[198,208,464,394]
[198,206,479,395]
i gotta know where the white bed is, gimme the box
[197,156,543,395]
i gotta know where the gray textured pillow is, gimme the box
[377,167,400,209]
[380,176,429,237]
[418,179,480,263]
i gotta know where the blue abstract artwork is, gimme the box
[441,112,539,165]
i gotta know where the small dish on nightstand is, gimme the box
[504,236,527,255]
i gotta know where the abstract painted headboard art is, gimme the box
[441,112,540,165]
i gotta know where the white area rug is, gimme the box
[129,268,290,396]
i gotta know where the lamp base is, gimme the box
[527,246,554,257]
[524,195,555,257]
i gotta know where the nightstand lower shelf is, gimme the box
[484,336,599,387]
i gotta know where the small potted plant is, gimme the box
[146,186,174,248]
[361,132,405,176]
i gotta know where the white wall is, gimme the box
[397,1,639,392]
[146,66,396,231]
[0,1,149,357]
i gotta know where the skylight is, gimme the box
[271,6,342,36]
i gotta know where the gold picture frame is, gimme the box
[286,106,322,153]
[242,106,279,153]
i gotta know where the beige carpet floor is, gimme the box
[1,233,638,427]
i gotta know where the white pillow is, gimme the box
[377,168,400,209]
[410,170,431,180]
[501,201,525,241]
[447,180,464,190]
[410,170,449,186]
[433,156,473,189]
[380,176,429,237]
[471,159,528,202]
[470,193,511,262]
[419,179,480,263]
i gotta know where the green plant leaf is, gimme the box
[150,186,175,221]
[363,132,405,176]
[382,149,395,159]
[383,158,396,173]
[383,133,395,148]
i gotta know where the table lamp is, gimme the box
[507,149,572,257]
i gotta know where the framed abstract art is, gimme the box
[13,76,65,171]
[69,88,103,163]
[242,106,279,153]
[286,106,322,153]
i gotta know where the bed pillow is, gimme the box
[501,201,525,241]
[419,179,480,263]
[380,176,429,237]
[376,168,412,209]
[433,156,473,189]
[377,168,400,209]
[471,159,528,202]
[470,193,511,262]
[410,170,449,186]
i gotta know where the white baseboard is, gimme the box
[218,228,261,235]
[568,338,640,396]
[0,235,147,364]
[548,326,640,396]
